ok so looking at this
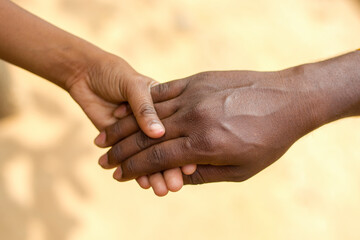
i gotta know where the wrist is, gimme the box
[298,51,360,128]
[53,40,106,91]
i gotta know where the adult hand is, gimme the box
[97,51,360,186]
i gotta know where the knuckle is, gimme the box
[187,132,214,153]
[122,160,135,179]
[108,146,121,165]
[156,82,169,96]
[187,171,206,185]
[183,137,193,151]
[106,122,121,143]
[184,102,209,122]
[149,145,166,168]
[137,102,156,117]
[135,132,149,150]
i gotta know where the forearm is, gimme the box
[302,51,360,126]
[0,0,104,90]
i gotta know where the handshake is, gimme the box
[79,51,359,196]
[2,0,360,197]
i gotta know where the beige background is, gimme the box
[1,0,360,239]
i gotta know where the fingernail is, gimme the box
[98,153,108,167]
[150,123,165,134]
[94,131,106,146]
[113,166,123,181]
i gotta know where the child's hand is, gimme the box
[69,52,195,196]
[68,53,165,136]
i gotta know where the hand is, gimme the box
[71,52,195,195]
[97,68,330,185]
[0,0,166,135]
[67,53,165,135]
[100,100,197,196]
[0,0,193,194]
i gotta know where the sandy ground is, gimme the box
[1,0,360,239]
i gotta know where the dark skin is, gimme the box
[97,51,360,186]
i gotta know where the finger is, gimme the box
[149,173,169,197]
[136,176,151,189]
[150,78,189,103]
[100,117,181,169]
[163,168,183,192]
[114,137,199,181]
[182,165,246,185]
[95,115,138,148]
[128,81,165,139]
[113,103,132,119]
[181,164,197,175]
[95,99,179,148]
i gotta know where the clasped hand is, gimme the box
[95,69,321,196]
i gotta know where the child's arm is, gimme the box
[0,0,196,195]
[0,0,165,136]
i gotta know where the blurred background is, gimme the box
[1,0,360,239]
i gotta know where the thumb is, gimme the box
[183,165,247,185]
[127,77,165,139]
